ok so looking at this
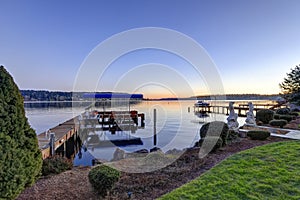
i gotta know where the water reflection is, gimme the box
[26,100,265,166]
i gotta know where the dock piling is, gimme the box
[153,109,157,146]
[49,132,55,156]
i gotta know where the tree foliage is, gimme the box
[280,65,300,105]
[0,66,42,199]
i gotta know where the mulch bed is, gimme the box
[18,136,291,200]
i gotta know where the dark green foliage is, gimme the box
[278,114,293,122]
[269,119,288,128]
[275,108,290,115]
[290,112,299,117]
[280,65,300,105]
[42,156,73,176]
[88,165,120,197]
[197,121,229,151]
[227,130,239,141]
[0,66,42,199]
[247,130,270,140]
[21,90,73,101]
[273,114,280,119]
[256,109,274,124]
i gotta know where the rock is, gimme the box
[112,148,125,161]
[165,148,182,155]
[150,147,161,153]
[134,149,149,154]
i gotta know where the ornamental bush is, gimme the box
[275,108,290,115]
[0,66,42,199]
[269,119,288,128]
[256,109,274,124]
[290,112,299,117]
[197,121,229,151]
[88,164,120,197]
[279,114,293,122]
[42,156,73,176]
[273,114,280,120]
[247,130,270,140]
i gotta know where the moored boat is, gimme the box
[194,100,210,107]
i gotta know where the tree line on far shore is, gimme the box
[21,90,281,102]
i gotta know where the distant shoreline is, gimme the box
[21,90,280,102]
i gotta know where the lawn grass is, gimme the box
[159,141,300,200]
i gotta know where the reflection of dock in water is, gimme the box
[85,134,143,148]
[80,110,145,148]
[79,110,145,134]
[38,110,145,159]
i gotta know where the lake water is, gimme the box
[24,100,271,166]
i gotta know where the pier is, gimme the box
[37,110,145,159]
[194,102,287,117]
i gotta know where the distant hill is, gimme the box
[21,90,81,101]
[20,90,143,101]
[193,94,280,101]
[20,90,281,102]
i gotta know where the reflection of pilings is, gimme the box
[66,134,75,159]
[153,109,157,146]
[55,131,82,159]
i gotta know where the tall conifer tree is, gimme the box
[0,66,42,199]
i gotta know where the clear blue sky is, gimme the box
[1,0,300,98]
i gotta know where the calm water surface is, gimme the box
[25,100,270,166]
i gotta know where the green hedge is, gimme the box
[42,156,73,176]
[278,115,293,122]
[273,114,280,120]
[269,119,288,128]
[256,109,274,124]
[275,108,290,115]
[247,130,270,140]
[290,112,299,117]
[88,165,120,197]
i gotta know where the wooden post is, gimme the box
[140,113,145,127]
[153,109,157,146]
[49,132,55,156]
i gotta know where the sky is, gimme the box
[1,0,300,98]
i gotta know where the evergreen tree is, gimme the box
[0,66,42,199]
[280,65,300,105]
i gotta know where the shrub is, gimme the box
[42,156,73,176]
[279,115,293,122]
[88,164,120,197]
[247,130,270,140]
[273,114,280,119]
[269,119,288,128]
[0,66,42,199]
[275,108,290,115]
[290,112,299,117]
[227,130,239,141]
[256,109,274,124]
[197,121,229,151]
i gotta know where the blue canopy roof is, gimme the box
[82,93,143,99]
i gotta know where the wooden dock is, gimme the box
[37,110,145,159]
[194,103,287,117]
[37,117,80,159]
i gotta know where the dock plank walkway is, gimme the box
[37,117,79,159]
